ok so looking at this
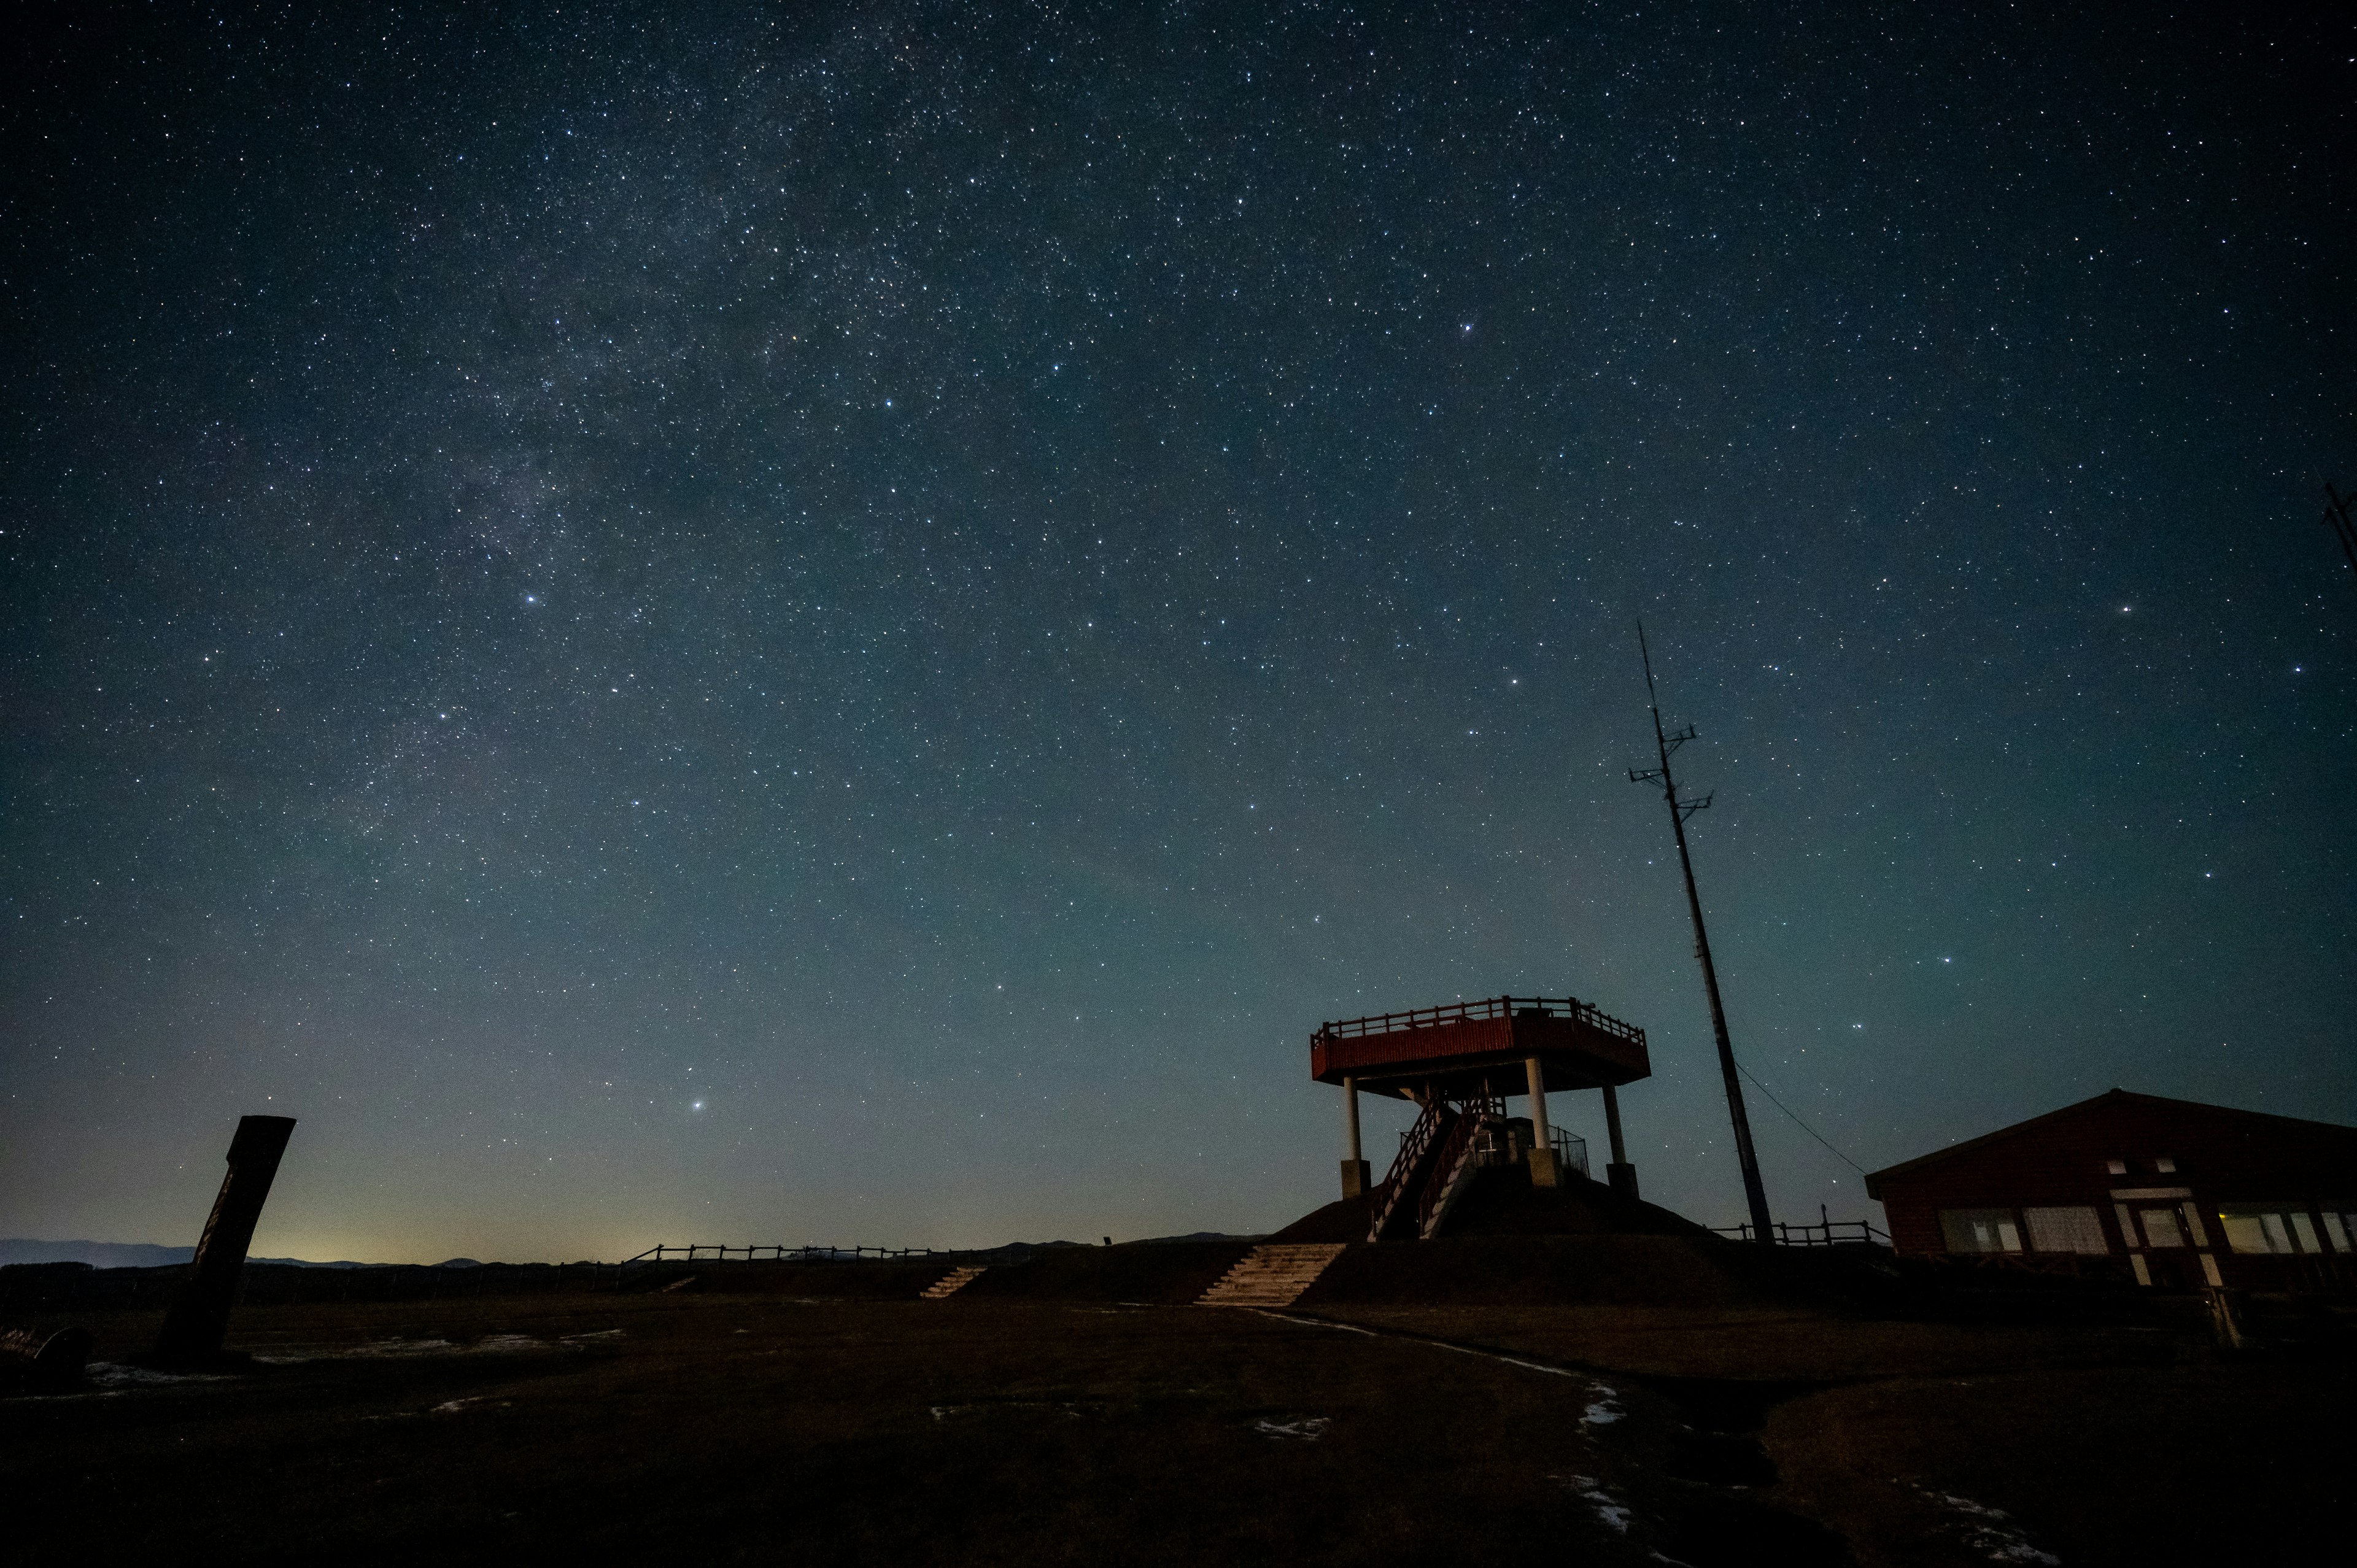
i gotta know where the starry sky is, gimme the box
[4,3,2351,1264]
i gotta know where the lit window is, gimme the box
[2218,1207,2312,1256]
[1939,1209,2022,1254]
[2024,1207,2108,1255]
[2138,1208,2185,1248]
[2323,1211,2353,1254]
[2220,1211,2282,1254]
[2153,1157,2177,1174]
[2105,1159,2127,1175]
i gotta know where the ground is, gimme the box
[2,1267,2346,1565]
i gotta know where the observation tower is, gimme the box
[1312,995,1649,1242]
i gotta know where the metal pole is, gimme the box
[153,1115,297,1362]
[1633,625,1775,1244]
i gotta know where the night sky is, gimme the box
[5,4,2351,1265]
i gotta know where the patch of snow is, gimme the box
[1558,1474,1633,1533]
[1913,1484,2061,1564]
[339,1334,562,1359]
[85,1362,232,1387]
[1252,1416,1331,1442]
[1581,1384,1625,1425]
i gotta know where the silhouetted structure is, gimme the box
[2323,481,2357,584]
[1865,1089,2357,1292]
[1628,624,1776,1246]
[1312,995,1649,1239]
[152,1114,296,1363]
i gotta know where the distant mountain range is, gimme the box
[0,1239,392,1269]
[2,1232,1264,1270]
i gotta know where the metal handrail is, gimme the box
[1366,1101,1450,1241]
[1417,1097,1502,1236]
[1314,995,1645,1048]
[1709,1216,1889,1248]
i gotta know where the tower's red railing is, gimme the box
[1314,995,1644,1049]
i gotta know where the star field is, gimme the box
[3,4,2350,1261]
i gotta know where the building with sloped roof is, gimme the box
[1864,1089,2357,1291]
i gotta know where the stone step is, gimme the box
[919,1264,988,1300]
[1196,1243,1348,1308]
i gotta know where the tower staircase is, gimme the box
[920,1264,988,1299]
[1196,1243,1349,1307]
[1366,1094,1504,1242]
[1364,1100,1453,1240]
[1417,1105,1500,1239]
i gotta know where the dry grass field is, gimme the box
[6,1291,1736,1566]
[2,1243,2345,1566]
[1307,1300,2350,1566]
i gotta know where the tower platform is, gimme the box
[1310,995,1649,1102]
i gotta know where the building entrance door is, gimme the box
[2116,1192,2221,1288]
[2134,1205,2197,1286]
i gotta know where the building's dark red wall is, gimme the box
[1869,1092,2357,1280]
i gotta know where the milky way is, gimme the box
[4,4,2350,1261]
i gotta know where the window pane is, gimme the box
[1939,1208,2022,1254]
[2219,1213,2273,1255]
[2289,1213,2322,1255]
[2025,1207,2109,1255]
[2140,1208,2185,1248]
[2325,1213,2352,1255]
[2262,1214,2293,1254]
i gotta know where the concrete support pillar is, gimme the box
[1340,1076,1370,1198]
[1601,1084,1639,1200]
[1525,1057,1560,1188]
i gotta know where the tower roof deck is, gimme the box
[1310,995,1650,1101]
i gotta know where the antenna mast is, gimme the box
[1628,624,1775,1245]
[2324,482,2357,587]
